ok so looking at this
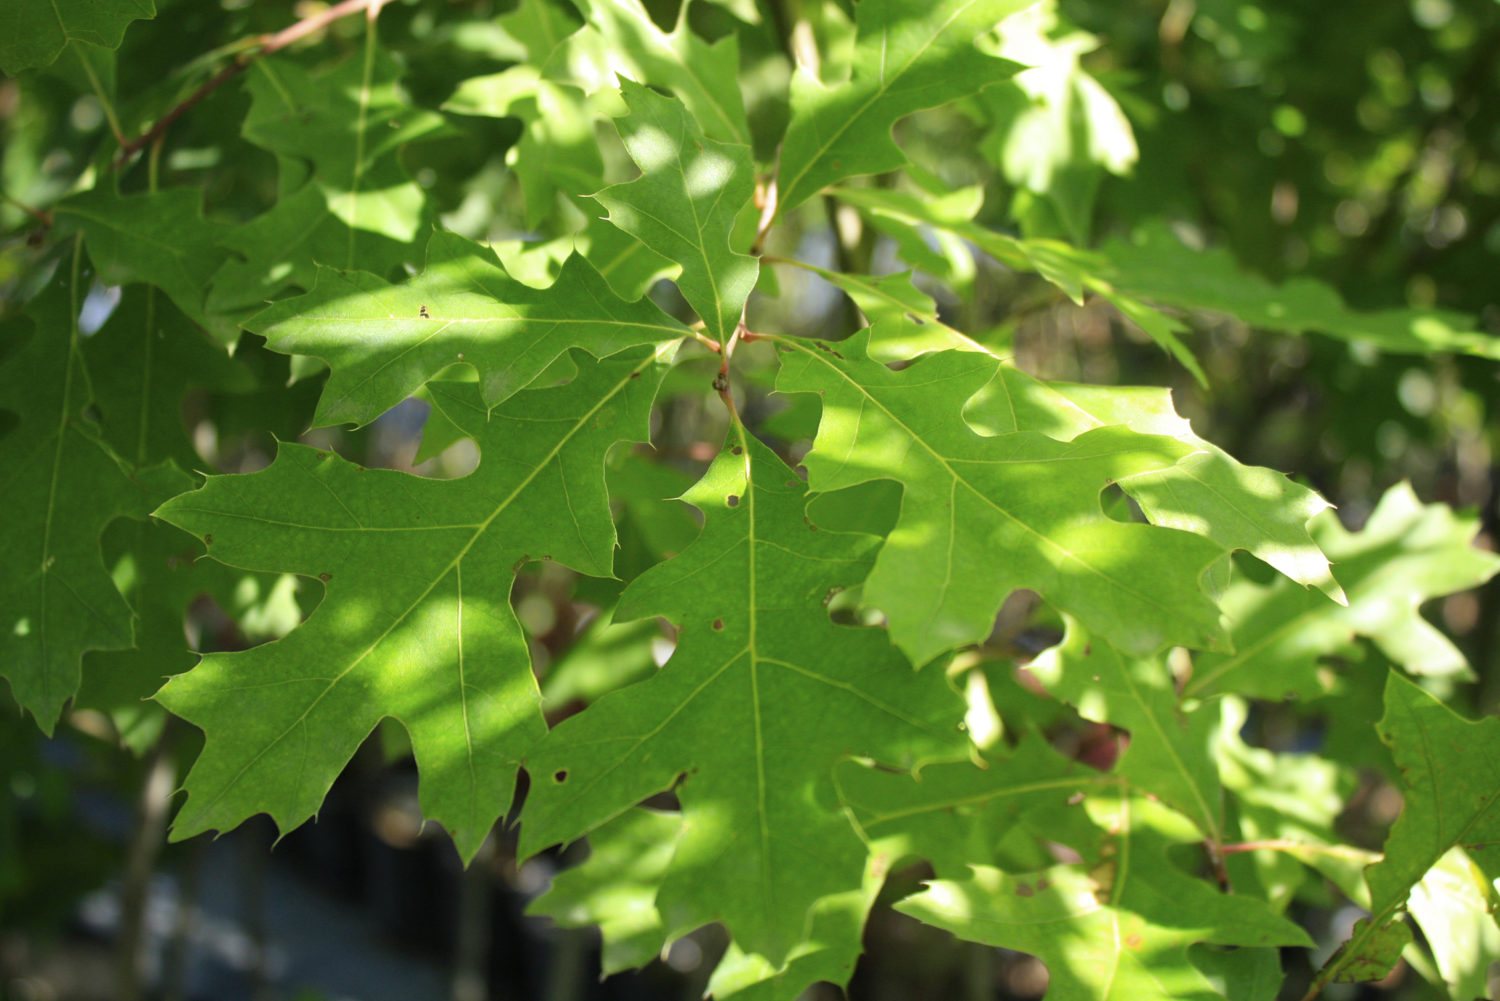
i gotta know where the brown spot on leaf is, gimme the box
[727,494,739,507]
[319,572,333,582]
[1015,882,1034,897]
[203,534,213,546]
[712,619,724,631]
[1125,933,1142,949]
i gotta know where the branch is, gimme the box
[112,0,381,170]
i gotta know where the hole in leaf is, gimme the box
[1099,483,1144,523]
[553,770,568,784]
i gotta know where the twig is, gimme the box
[112,0,381,170]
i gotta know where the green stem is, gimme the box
[75,45,127,146]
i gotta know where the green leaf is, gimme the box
[835,736,1107,877]
[81,287,250,472]
[1050,381,1343,602]
[1030,619,1224,843]
[240,47,449,248]
[774,332,1227,664]
[548,0,750,146]
[775,0,1031,213]
[153,346,672,861]
[247,230,689,428]
[898,797,1313,1001]
[494,0,582,63]
[1213,698,1371,910]
[519,430,967,964]
[597,80,758,345]
[73,519,204,754]
[1312,672,1500,988]
[705,851,883,1001]
[1186,483,1500,699]
[52,188,229,328]
[981,2,1137,243]
[444,68,604,230]
[528,806,684,975]
[0,249,164,732]
[0,0,154,74]
[1093,224,1500,360]
[207,184,422,321]
[1406,848,1500,1000]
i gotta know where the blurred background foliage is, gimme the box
[1,0,1497,998]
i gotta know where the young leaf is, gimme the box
[596,80,759,345]
[1311,672,1500,989]
[1186,483,1500,700]
[0,250,175,732]
[520,431,967,965]
[153,346,671,861]
[899,797,1313,1001]
[1050,381,1343,602]
[0,0,154,74]
[775,0,1032,213]
[247,230,688,428]
[774,332,1227,664]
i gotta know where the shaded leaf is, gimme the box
[529,807,684,975]
[1030,619,1224,843]
[0,0,154,74]
[0,250,169,731]
[549,0,750,146]
[240,49,449,248]
[53,188,229,328]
